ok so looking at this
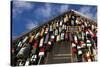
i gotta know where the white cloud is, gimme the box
[12,7,23,18]
[14,1,33,9]
[25,3,52,30]
[26,21,38,30]
[34,3,52,19]
[94,12,97,21]
[78,6,94,19]
[12,1,33,18]
[44,3,52,18]
[34,4,69,20]
[60,5,69,13]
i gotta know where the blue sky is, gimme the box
[12,1,97,38]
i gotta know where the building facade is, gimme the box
[11,10,97,66]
